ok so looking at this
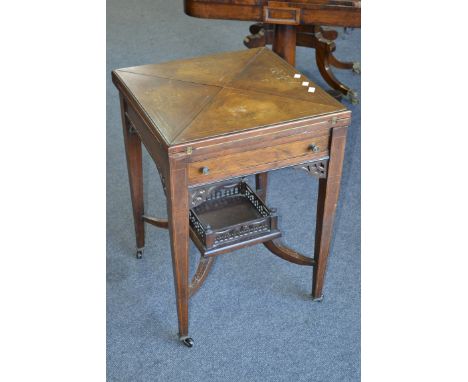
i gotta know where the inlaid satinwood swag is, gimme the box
[112,47,350,348]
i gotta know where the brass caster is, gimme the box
[352,62,361,75]
[312,294,324,302]
[345,90,359,105]
[136,248,144,259]
[180,336,194,348]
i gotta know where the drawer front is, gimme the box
[188,134,329,184]
[263,6,301,25]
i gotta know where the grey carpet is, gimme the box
[107,1,360,381]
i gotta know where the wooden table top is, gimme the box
[112,48,346,147]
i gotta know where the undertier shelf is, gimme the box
[189,180,281,256]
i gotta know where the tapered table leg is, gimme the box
[166,158,192,347]
[313,27,358,103]
[120,95,145,258]
[312,126,347,300]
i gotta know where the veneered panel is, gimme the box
[115,71,221,143]
[175,87,339,143]
[117,49,261,86]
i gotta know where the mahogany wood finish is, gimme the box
[184,0,360,27]
[264,239,315,266]
[112,48,350,346]
[245,23,337,48]
[188,180,281,256]
[140,213,216,298]
[312,126,347,300]
[313,25,358,103]
[188,134,330,184]
[273,25,297,65]
[255,172,268,200]
[184,0,361,101]
[256,166,316,267]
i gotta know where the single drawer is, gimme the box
[188,133,329,184]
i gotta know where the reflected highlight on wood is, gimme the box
[184,0,361,100]
[113,48,350,345]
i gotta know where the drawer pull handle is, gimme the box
[201,167,210,175]
[309,144,320,153]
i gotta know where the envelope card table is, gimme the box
[112,47,351,347]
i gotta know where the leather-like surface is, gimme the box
[113,47,345,146]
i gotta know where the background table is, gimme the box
[184,0,361,102]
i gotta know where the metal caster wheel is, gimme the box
[345,90,359,105]
[352,62,361,75]
[180,336,194,348]
[312,294,324,302]
[136,248,144,259]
